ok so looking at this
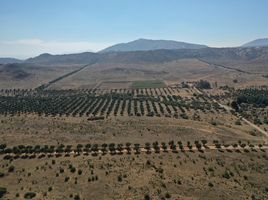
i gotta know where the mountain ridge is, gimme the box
[0,57,23,64]
[100,38,208,53]
[23,46,268,65]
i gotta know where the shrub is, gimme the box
[222,171,231,179]
[208,182,214,187]
[118,175,123,182]
[74,194,80,200]
[144,194,151,200]
[210,120,217,126]
[208,167,214,172]
[196,80,211,89]
[165,192,171,198]
[78,169,82,175]
[24,192,36,199]
[0,187,7,198]
[8,165,15,172]
[70,167,76,173]
[235,120,241,125]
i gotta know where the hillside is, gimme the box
[0,57,23,64]
[25,47,268,65]
[26,52,100,65]
[242,38,268,47]
[100,38,207,53]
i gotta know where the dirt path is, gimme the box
[197,58,257,75]
[216,101,268,140]
[194,87,268,142]
[36,62,97,90]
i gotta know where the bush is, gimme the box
[144,194,151,200]
[235,120,241,125]
[0,187,7,198]
[222,171,231,179]
[210,120,217,126]
[8,165,15,172]
[78,169,82,175]
[208,182,214,187]
[24,192,36,199]
[165,192,171,198]
[118,175,122,182]
[196,80,211,89]
[70,167,76,173]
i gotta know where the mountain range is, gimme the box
[1,38,268,64]
[24,46,268,65]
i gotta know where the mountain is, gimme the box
[98,47,268,64]
[25,47,268,65]
[100,39,208,53]
[0,57,23,64]
[242,38,268,47]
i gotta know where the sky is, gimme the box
[0,0,268,59]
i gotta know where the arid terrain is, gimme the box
[0,47,268,200]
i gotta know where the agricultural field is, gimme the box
[1,1,268,199]
[0,82,268,200]
[131,80,166,89]
[207,86,268,132]
[0,141,268,200]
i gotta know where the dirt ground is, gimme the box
[0,114,265,147]
[1,147,268,200]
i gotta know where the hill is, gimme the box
[100,38,208,53]
[26,52,100,65]
[25,47,268,65]
[0,57,23,64]
[242,38,268,47]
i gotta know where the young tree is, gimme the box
[125,142,131,154]
[161,142,168,152]
[145,142,151,153]
[109,143,116,154]
[134,144,140,154]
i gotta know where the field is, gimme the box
[1,146,268,200]
[0,56,268,199]
[1,81,268,199]
[131,80,166,89]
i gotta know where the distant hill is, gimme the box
[25,47,268,65]
[242,38,268,47]
[100,39,208,53]
[26,52,100,65]
[0,57,23,64]
[98,47,268,64]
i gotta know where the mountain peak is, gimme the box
[100,39,208,53]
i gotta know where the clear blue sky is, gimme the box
[1,0,268,58]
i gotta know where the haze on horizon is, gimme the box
[1,0,268,59]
